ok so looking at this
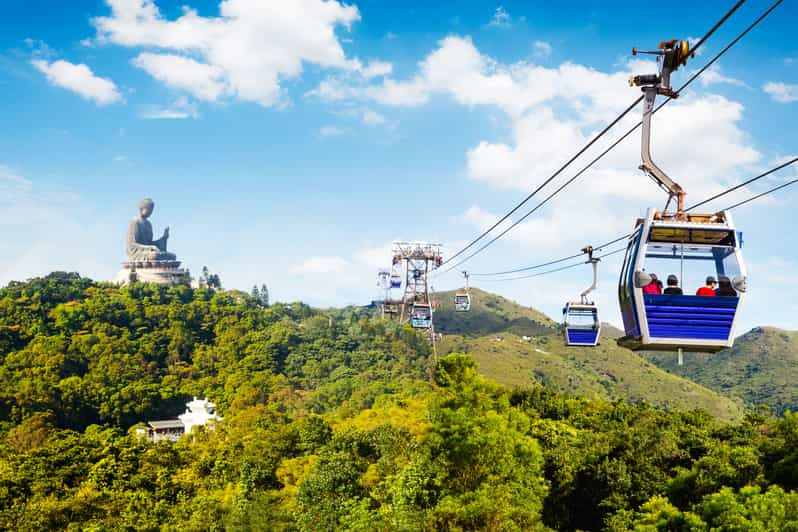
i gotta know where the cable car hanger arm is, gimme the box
[579,246,599,304]
[630,39,694,216]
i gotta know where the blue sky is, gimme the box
[1,0,797,332]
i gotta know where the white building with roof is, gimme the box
[136,397,221,443]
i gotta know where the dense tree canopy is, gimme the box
[0,273,797,530]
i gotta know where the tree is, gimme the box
[199,266,222,290]
[251,284,269,307]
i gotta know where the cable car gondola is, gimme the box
[410,302,432,329]
[390,273,402,289]
[618,209,746,352]
[618,38,747,353]
[563,246,601,346]
[454,271,471,312]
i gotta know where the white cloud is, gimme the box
[92,0,363,107]
[532,40,552,59]
[693,65,748,88]
[139,96,199,120]
[112,155,128,162]
[288,242,397,305]
[488,6,512,28]
[132,53,225,101]
[31,59,122,105]
[763,81,798,103]
[308,35,761,249]
[312,36,634,121]
[319,125,345,137]
[362,60,392,79]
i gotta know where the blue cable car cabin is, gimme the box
[454,293,471,312]
[410,303,432,329]
[390,274,402,289]
[618,208,747,352]
[563,302,601,346]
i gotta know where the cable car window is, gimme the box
[565,308,598,329]
[648,227,736,246]
[642,244,741,295]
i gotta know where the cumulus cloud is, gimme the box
[693,65,748,88]
[362,60,393,79]
[132,53,225,101]
[763,81,798,103]
[92,0,364,107]
[311,36,635,122]
[31,59,122,105]
[299,35,759,262]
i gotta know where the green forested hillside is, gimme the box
[433,287,556,336]
[434,287,743,421]
[2,273,798,530]
[643,326,798,415]
[439,333,745,422]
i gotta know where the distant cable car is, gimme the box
[563,246,601,346]
[454,271,471,312]
[618,38,747,353]
[390,257,403,288]
[410,303,432,329]
[390,273,402,289]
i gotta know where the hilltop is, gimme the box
[432,287,556,336]
[643,326,798,415]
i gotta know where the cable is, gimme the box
[472,233,629,277]
[481,173,798,284]
[438,0,752,272]
[688,0,746,55]
[479,247,626,282]
[438,96,643,269]
[470,157,798,279]
[440,0,783,275]
[722,176,798,211]
[686,156,798,211]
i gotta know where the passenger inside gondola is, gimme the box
[663,274,683,295]
[696,276,717,296]
[643,273,662,294]
[715,275,738,297]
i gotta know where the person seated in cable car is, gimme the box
[663,274,683,295]
[696,276,717,296]
[715,275,738,297]
[643,273,662,294]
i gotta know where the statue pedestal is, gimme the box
[115,260,190,286]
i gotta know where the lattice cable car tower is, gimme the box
[392,241,443,333]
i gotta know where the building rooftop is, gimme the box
[148,419,185,430]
